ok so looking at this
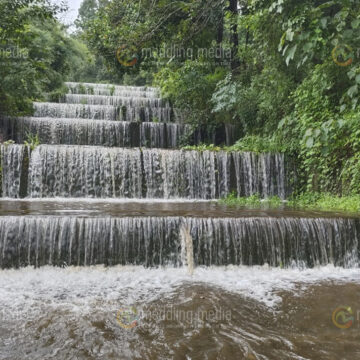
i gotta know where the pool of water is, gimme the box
[0,266,359,360]
[0,199,357,219]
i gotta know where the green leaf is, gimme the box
[306,137,314,148]
[347,85,359,98]
[340,104,347,113]
[317,1,335,10]
[347,69,356,80]
[320,17,327,29]
[285,45,297,66]
[286,29,294,41]
[352,19,360,29]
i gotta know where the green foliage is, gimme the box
[220,192,360,213]
[288,192,360,213]
[155,61,226,127]
[0,0,104,116]
[275,0,360,110]
[219,193,283,207]
[47,85,68,103]
[0,0,62,115]
[109,85,115,96]
[24,133,40,150]
[75,0,99,31]
[230,135,287,153]
[182,144,222,152]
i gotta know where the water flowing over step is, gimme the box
[58,83,174,122]
[0,82,237,146]
[64,94,167,107]
[0,117,193,148]
[33,102,172,122]
[0,144,289,199]
[66,82,159,97]
[0,215,359,269]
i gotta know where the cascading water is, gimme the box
[0,82,236,146]
[233,152,287,199]
[1,81,360,359]
[0,144,27,198]
[64,94,168,107]
[0,144,288,199]
[27,145,143,198]
[65,82,160,97]
[0,117,191,148]
[0,215,359,269]
[33,102,172,122]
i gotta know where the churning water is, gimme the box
[0,266,360,359]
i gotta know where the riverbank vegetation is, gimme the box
[1,0,360,205]
[0,0,114,116]
[220,193,360,213]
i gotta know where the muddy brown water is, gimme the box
[0,278,360,360]
[0,199,357,219]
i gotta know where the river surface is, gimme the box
[0,265,359,360]
[0,199,357,219]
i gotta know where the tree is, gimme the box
[0,0,99,115]
[75,0,99,31]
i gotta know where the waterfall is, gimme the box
[0,82,237,147]
[33,102,172,123]
[1,145,288,199]
[64,94,167,108]
[27,145,143,198]
[0,216,358,269]
[0,82,358,275]
[0,117,190,148]
[233,152,287,198]
[65,82,159,97]
[34,103,120,120]
[0,144,27,198]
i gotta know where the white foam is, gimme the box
[0,265,359,319]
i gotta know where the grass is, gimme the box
[182,144,222,152]
[219,193,283,207]
[219,192,360,213]
[288,193,360,213]
[181,136,287,153]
